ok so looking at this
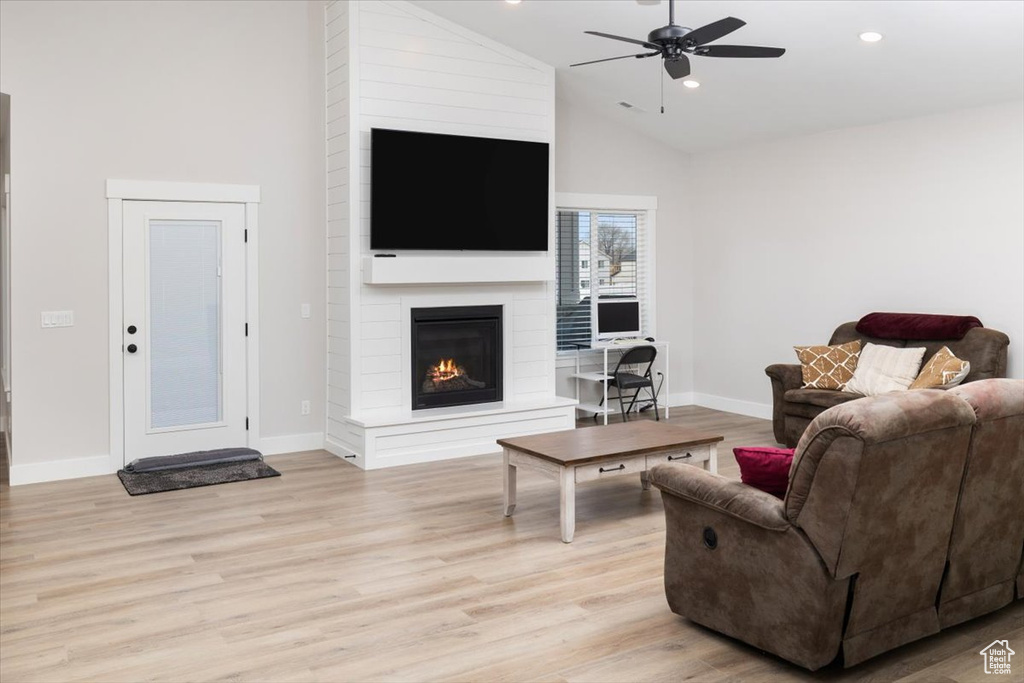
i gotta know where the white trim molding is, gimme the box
[260,432,325,456]
[107,179,260,203]
[106,180,261,475]
[10,455,112,486]
[690,392,773,421]
[555,192,658,212]
[666,391,771,421]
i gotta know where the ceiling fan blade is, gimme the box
[695,45,786,58]
[585,30,660,51]
[682,17,746,46]
[570,52,660,68]
[663,55,691,80]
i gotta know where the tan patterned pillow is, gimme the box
[794,340,861,390]
[910,347,970,390]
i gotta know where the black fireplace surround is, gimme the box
[411,306,503,410]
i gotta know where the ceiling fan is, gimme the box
[570,0,786,84]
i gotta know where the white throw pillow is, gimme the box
[844,343,927,396]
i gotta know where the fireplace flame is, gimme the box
[430,358,464,383]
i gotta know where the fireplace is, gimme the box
[411,306,503,410]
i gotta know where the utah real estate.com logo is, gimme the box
[980,640,1014,675]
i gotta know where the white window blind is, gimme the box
[556,208,651,350]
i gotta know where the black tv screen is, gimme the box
[371,128,549,251]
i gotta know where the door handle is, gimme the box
[126,344,138,354]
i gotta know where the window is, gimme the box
[556,202,653,350]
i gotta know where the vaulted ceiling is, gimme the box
[412,0,1024,152]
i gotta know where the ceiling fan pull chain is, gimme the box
[660,67,665,114]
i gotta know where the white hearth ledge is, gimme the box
[362,255,554,285]
[326,397,578,470]
[347,396,578,428]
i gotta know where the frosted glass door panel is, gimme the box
[148,220,222,429]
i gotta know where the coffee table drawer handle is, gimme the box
[668,453,692,461]
[599,464,626,473]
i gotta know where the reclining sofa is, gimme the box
[649,379,1024,670]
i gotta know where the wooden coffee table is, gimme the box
[498,421,723,543]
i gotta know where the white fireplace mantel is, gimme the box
[361,255,554,285]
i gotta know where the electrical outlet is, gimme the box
[41,311,74,328]
[300,303,311,319]
[301,400,311,416]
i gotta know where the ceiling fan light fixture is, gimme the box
[859,31,883,43]
[682,79,700,88]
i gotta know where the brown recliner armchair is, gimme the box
[766,321,1009,447]
[650,385,1024,670]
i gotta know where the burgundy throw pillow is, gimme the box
[856,312,982,341]
[733,447,796,499]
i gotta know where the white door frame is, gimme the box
[106,179,260,470]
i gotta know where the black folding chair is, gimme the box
[599,345,660,421]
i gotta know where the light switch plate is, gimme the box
[41,311,74,328]
[301,303,311,319]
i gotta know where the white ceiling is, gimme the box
[411,0,1024,152]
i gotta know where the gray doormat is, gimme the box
[117,459,280,496]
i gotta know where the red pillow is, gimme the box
[733,447,795,499]
[856,312,982,341]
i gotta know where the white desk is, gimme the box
[572,340,669,425]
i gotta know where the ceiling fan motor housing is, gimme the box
[648,25,692,44]
[648,25,698,59]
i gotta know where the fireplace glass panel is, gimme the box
[412,306,502,410]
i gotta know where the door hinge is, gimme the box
[246,417,249,430]
[244,229,248,243]
[245,323,248,337]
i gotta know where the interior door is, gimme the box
[122,200,247,461]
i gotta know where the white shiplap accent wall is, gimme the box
[324,0,572,469]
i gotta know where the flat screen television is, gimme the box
[370,128,549,251]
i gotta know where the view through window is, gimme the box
[556,210,646,350]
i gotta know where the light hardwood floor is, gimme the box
[1,407,1020,682]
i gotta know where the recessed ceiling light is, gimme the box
[505,0,522,4]
[682,80,700,89]
[859,31,883,43]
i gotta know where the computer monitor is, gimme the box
[596,299,641,339]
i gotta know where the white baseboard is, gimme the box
[9,454,112,486]
[668,392,694,408]
[690,392,772,420]
[260,432,325,456]
[6,433,326,485]
[668,391,771,420]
